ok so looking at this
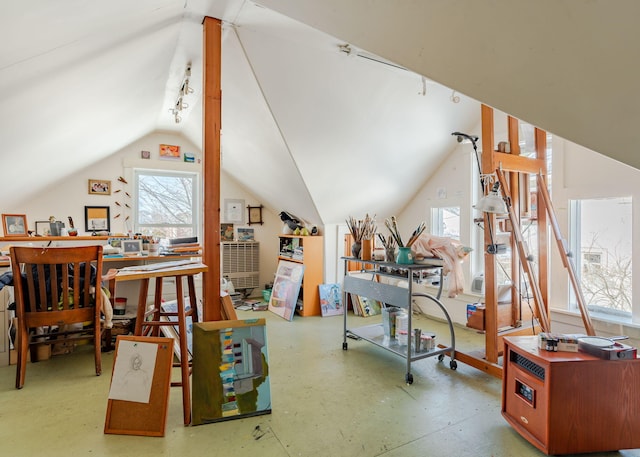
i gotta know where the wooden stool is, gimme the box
[107,262,208,425]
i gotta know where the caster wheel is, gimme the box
[342,342,348,350]
[450,360,458,370]
[438,354,444,362]
[405,373,413,385]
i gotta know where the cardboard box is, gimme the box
[466,303,513,331]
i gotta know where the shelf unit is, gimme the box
[277,235,323,317]
[341,257,455,384]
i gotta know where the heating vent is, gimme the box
[510,351,545,381]
[222,242,260,290]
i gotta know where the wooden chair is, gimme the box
[10,245,104,389]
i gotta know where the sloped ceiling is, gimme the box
[2,1,637,227]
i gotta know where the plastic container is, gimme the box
[114,297,127,315]
[262,289,272,302]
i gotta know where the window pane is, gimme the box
[135,170,198,239]
[431,207,460,240]
[571,197,632,317]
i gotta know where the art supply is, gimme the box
[414,328,422,352]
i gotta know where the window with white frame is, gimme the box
[134,169,199,239]
[431,206,460,240]
[569,197,632,318]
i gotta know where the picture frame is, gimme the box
[247,205,264,225]
[221,223,234,242]
[35,220,50,236]
[237,227,255,241]
[2,214,28,237]
[122,239,142,256]
[88,179,111,195]
[159,144,180,160]
[223,199,245,224]
[85,206,110,232]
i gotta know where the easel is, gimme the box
[452,105,595,378]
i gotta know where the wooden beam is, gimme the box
[202,17,222,321]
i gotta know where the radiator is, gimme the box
[221,242,260,290]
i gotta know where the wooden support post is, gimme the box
[202,17,222,321]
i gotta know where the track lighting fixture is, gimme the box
[170,62,193,124]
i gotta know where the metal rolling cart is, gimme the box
[341,257,457,384]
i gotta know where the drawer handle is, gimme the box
[520,416,529,424]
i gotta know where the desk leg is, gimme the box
[187,275,198,322]
[175,275,191,425]
[151,278,164,337]
[134,279,150,336]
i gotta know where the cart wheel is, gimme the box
[342,342,348,350]
[437,354,444,362]
[405,373,413,385]
[450,360,458,370]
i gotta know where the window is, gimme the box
[569,197,632,318]
[431,207,460,240]
[134,169,199,239]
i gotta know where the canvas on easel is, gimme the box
[268,260,304,321]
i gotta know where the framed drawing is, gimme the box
[85,206,110,232]
[159,144,180,160]
[247,205,264,225]
[191,319,271,425]
[223,199,245,224]
[2,214,28,237]
[88,179,111,195]
[268,260,305,321]
[104,336,174,437]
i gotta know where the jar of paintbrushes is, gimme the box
[384,217,426,265]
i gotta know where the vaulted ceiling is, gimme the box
[2,1,639,226]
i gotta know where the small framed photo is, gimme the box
[141,150,151,159]
[221,223,234,241]
[35,220,50,236]
[85,206,110,232]
[88,179,111,195]
[2,214,28,237]
[122,239,142,256]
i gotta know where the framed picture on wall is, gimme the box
[85,206,110,232]
[2,214,28,237]
[88,179,111,195]
[223,199,245,224]
[159,144,180,160]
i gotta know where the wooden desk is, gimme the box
[502,336,640,455]
[107,261,208,425]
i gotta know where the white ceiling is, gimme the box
[2,0,637,227]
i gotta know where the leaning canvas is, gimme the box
[268,260,305,321]
[191,319,271,425]
[319,283,343,317]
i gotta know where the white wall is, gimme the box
[17,130,287,297]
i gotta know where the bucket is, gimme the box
[114,297,127,315]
